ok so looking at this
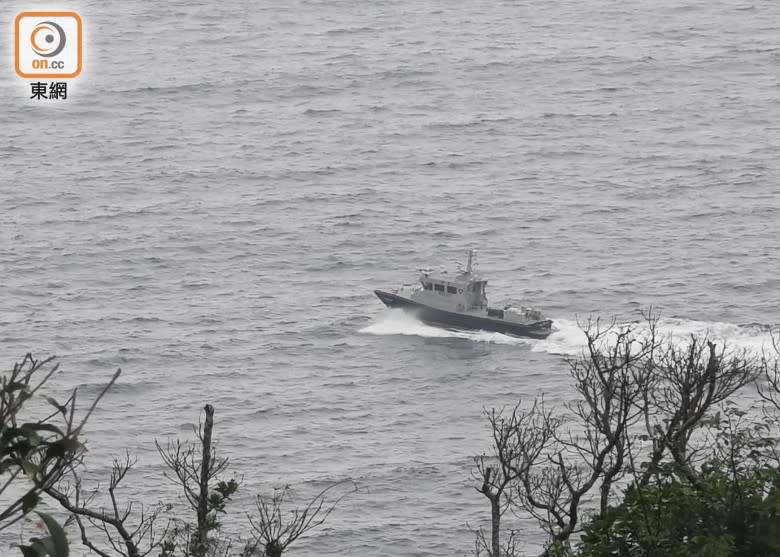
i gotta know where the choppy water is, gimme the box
[1,0,779,554]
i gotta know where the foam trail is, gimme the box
[360,309,531,346]
[531,318,587,355]
[534,317,778,357]
[363,311,778,357]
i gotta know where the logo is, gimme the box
[15,12,82,78]
[30,20,67,57]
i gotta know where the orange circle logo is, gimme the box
[30,21,66,57]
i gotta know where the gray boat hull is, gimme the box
[374,290,553,339]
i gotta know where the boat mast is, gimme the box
[466,249,477,274]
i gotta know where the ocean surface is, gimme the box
[1,0,779,555]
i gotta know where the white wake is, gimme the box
[362,310,778,357]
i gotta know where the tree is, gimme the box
[473,399,559,557]
[44,450,169,557]
[473,312,769,556]
[577,327,780,557]
[157,404,238,557]
[37,400,352,557]
[1,353,119,557]
[244,481,355,557]
[578,403,780,557]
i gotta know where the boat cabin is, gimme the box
[416,271,488,311]
[420,277,486,297]
[409,250,489,311]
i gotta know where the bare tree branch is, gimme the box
[247,480,357,557]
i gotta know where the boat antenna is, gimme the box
[466,249,477,274]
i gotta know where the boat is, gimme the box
[374,250,553,339]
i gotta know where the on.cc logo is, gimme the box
[30,21,67,58]
[15,11,82,79]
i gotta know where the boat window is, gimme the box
[423,282,432,290]
[434,283,444,292]
[447,285,457,294]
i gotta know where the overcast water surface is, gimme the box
[1,0,779,555]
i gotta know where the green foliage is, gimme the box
[0,356,83,556]
[2,355,120,557]
[18,512,70,557]
[189,478,240,556]
[577,401,780,557]
[3,358,342,557]
[474,314,780,557]
[210,479,240,520]
[578,462,780,557]
[156,409,243,557]
[157,475,241,557]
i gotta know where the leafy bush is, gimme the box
[579,466,780,557]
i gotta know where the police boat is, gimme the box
[374,250,553,339]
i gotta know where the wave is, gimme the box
[361,310,778,357]
[360,310,535,346]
